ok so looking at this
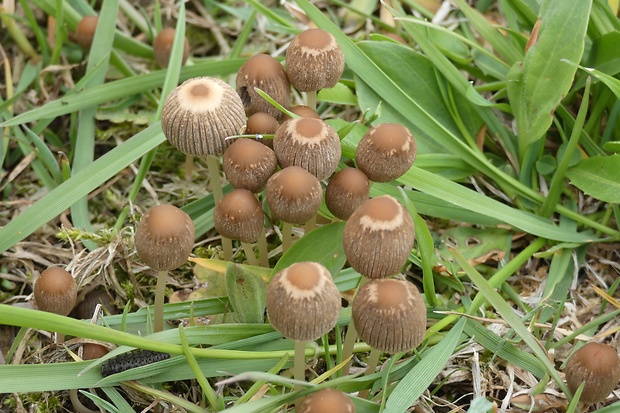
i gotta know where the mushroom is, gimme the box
[273,117,341,181]
[298,388,356,413]
[135,204,195,332]
[266,262,341,388]
[325,167,370,220]
[75,15,98,50]
[153,27,190,68]
[34,266,78,316]
[265,166,322,251]
[565,342,620,404]
[342,195,415,279]
[236,54,291,120]
[222,138,278,193]
[352,278,426,381]
[161,76,245,259]
[246,112,280,148]
[213,188,265,265]
[286,28,345,109]
[289,105,321,119]
[355,123,416,183]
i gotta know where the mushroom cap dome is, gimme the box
[153,28,190,68]
[213,189,265,243]
[223,138,278,193]
[565,342,620,404]
[298,388,355,413]
[34,267,78,316]
[266,166,322,224]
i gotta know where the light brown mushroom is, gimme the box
[266,166,322,225]
[153,28,190,68]
[161,76,246,157]
[246,112,280,148]
[565,342,620,404]
[298,388,356,413]
[75,16,98,50]
[273,117,341,181]
[325,168,370,220]
[135,204,195,332]
[34,267,77,316]
[236,54,291,120]
[222,138,278,193]
[342,195,415,279]
[355,123,416,183]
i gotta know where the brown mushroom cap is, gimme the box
[283,105,321,121]
[352,278,426,353]
[34,267,78,316]
[82,343,110,360]
[565,342,620,404]
[76,16,98,50]
[273,117,341,181]
[213,189,265,243]
[266,262,341,341]
[236,54,291,120]
[153,28,190,68]
[325,168,370,220]
[266,166,322,224]
[298,388,356,413]
[342,195,415,278]
[286,28,345,92]
[355,123,416,182]
[135,204,195,271]
[246,112,280,135]
[223,138,278,193]
[161,77,246,156]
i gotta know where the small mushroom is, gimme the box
[565,342,620,404]
[325,168,370,220]
[135,204,195,332]
[267,262,341,387]
[236,54,291,120]
[286,28,345,93]
[289,105,321,119]
[273,117,341,181]
[352,278,426,354]
[298,388,356,413]
[34,267,77,316]
[355,123,416,183]
[246,112,280,148]
[75,16,98,50]
[342,195,415,279]
[161,77,245,157]
[222,138,278,193]
[153,28,190,68]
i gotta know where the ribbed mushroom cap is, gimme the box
[342,195,415,278]
[213,189,265,243]
[135,204,195,271]
[236,54,291,120]
[352,278,426,353]
[153,28,190,68]
[325,168,370,220]
[76,16,98,50]
[298,388,356,413]
[273,117,341,181]
[266,166,322,224]
[565,342,620,404]
[355,123,416,182]
[162,77,246,156]
[266,262,341,341]
[34,267,78,316]
[286,28,345,92]
[223,139,278,193]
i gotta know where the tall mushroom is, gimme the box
[236,54,291,121]
[161,76,245,259]
[286,28,345,109]
[135,204,195,332]
[267,262,341,390]
[265,166,322,251]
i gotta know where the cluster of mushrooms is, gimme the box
[30,17,620,411]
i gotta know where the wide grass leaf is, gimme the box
[567,154,620,203]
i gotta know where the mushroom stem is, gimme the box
[206,155,233,259]
[154,270,168,333]
[294,340,307,390]
[241,242,258,266]
[340,324,358,376]
[69,388,100,413]
[282,222,293,253]
[184,154,194,182]
[303,215,316,235]
[306,90,317,111]
[359,349,381,399]
[258,228,269,268]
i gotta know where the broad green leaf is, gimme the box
[589,31,620,76]
[225,263,268,324]
[508,0,592,159]
[566,154,620,203]
[272,222,347,278]
[317,82,358,105]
